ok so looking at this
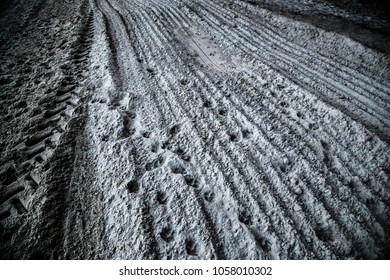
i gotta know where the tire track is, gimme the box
[119,2,330,260]
[229,0,390,92]
[97,0,231,259]
[204,0,390,99]
[0,0,96,259]
[162,0,388,218]
[0,3,94,224]
[65,0,389,259]
[145,0,386,258]
[114,2,230,259]
[110,0,258,258]
[6,0,385,260]
[185,0,390,143]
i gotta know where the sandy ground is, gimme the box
[0,0,389,259]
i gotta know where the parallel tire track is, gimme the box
[2,0,388,260]
[87,0,389,259]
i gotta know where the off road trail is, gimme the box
[0,0,389,259]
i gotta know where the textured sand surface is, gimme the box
[0,0,389,259]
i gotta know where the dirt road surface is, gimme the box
[0,0,389,259]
